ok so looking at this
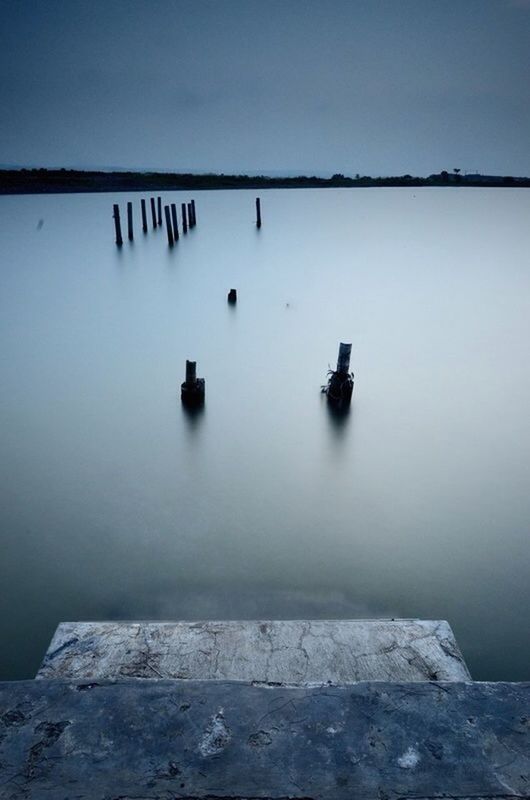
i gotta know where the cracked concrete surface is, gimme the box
[0,679,527,799]
[36,619,471,682]
[3,621,527,798]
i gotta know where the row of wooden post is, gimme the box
[114,196,262,246]
[113,197,197,247]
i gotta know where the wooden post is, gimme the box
[186,360,196,384]
[336,342,352,374]
[187,202,193,229]
[127,202,133,241]
[191,199,196,226]
[150,197,157,229]
[157,196,162,226]
[256,197,262,228]
[171,203,179,241]
[228,289,237,304]
[141,199,148,233]
[324,342,354,408]
[181,360,205,407]
[164,205,174,247]
[113,204,123,246]
[181,203,188,233]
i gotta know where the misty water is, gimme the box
[1,187,529,681]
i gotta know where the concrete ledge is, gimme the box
[37,619,471,682]
[0,679,528,799]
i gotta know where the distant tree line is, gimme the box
[0,168,528,194]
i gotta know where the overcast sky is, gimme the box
[1,0,529,175]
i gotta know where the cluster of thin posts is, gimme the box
[112,196,197,247]
[114,195,263,246]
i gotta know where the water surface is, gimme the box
[1,187,529,680]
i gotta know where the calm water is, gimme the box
[0,187,529,681]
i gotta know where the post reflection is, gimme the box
[324,396,353,453]
[181,402,206,439]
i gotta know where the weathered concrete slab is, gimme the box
[37,619,471,682]
[0,679,527,799]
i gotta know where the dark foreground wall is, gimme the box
[0,679,528,799]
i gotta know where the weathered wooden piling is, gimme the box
[186,360,195,383]
[256,197,262,228]
[181,360,205,407]
[113,204,123,246]
[170,203,179,241]
[157,196,162,226]
[141,199,148,233]
[181,203,188,234]
[150,197,157,229]
[164,205,174,246]
[187,202,193,228]
[324,342,354,408]
[336,342,352,374]
[191,199,196,226]
[228,289,237,304]
[127,202,133,241]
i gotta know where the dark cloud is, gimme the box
[0,0,528,174]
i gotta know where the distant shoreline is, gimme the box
[1,169,529,195]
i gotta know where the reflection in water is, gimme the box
[164,246,179,269]
[108,583,396,622]
[181,402,206,438]
[326,401,351,430]
[113,245,126,266]
[324,394,353,451]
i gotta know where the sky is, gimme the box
[1,0,529,176]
